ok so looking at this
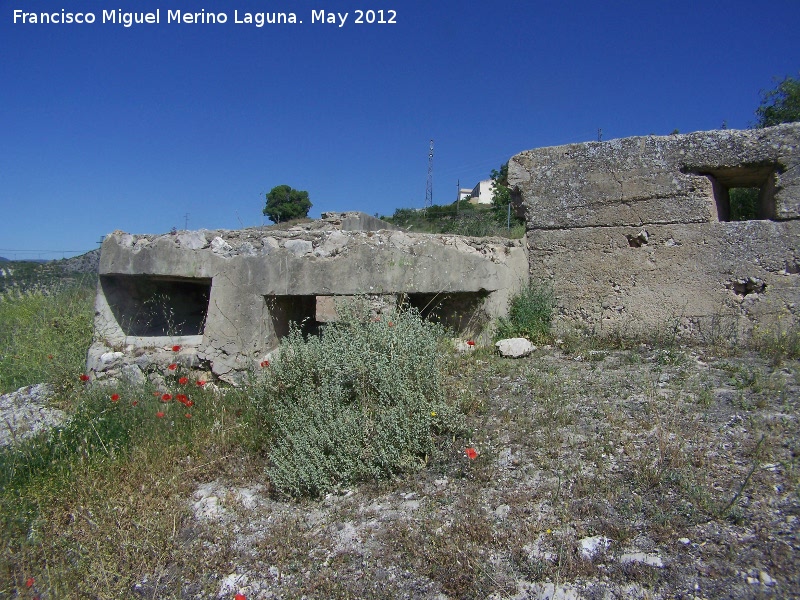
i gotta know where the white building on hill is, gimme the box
[463,180,496,205]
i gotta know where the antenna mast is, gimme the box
[425,139,434,209]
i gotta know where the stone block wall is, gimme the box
[509,123,800,341]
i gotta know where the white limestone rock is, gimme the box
[285,239,313,257]
[619,552,664,568]
[210,237,234,256]
[261,237,280,254]
[177,230,209,250]
[579,536,611,560]
[495,337,536,358]
[0,384,65,447]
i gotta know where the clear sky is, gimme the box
[1,0,798,259]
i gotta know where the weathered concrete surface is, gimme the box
[510,124,800,340]
[509,123,800,228]
[528,220,799,339]
[91,213,527,381]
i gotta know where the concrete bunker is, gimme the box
[509,122,800,341]
[89,213,528,381]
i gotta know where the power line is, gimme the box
[425,139,434,209]
[0,248,87,253]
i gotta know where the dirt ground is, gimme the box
[149,345,799,599]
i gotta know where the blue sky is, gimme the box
[1,0,798,259]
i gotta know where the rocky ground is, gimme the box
[152,345,799,599]
[0,383,65,447]
[5,344,799,599]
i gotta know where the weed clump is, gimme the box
[495,280,555,343]
[253,304,465,498]
[750,321,800,363]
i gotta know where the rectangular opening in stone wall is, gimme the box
[266,295,320,340]
[404,291,489,333]
[101,275,211,337]
[686,164,778,221]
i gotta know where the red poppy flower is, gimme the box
[26,577,34,588]
[260,360,270,367]
[466,340,476,346]
[179,376,189,385]
[388,321,394,327]
[132,400,139,407]
[172,345,181,352]
[161,393,172,402]
[156,411,165,418]
[79,374,90,382]
[176,393,187,403]
[196,380,206,387]
[168,363,178,371]
[235,594,246,600]
[465,447,478,460]
[185,413,192,419]
[110,393,120,402]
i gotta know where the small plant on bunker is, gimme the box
[495,280,555,343]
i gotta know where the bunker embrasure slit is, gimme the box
[266,295,320,339]
[404,292,489,333]
[101,275,211,337]
[686,163,779,222]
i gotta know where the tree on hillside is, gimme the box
[263,185,312,223]
[755,73,800,127]
[490,161,520,228]
[490,162,510,209]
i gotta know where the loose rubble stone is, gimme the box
[619,552,665,568]
[0,384,65,447]
[496,338,536,358]
[176,230,209,250]
[579,536,611,560]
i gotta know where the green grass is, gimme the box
[0,275,96,394]
[750,320,800,364]
[0,286,469,596]
[0,355,259,597]
[384,201,525,238]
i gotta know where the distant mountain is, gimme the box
[0,257,48,263]
[55,249,100,274]
[0,250,99,271]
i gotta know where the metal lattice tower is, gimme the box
[425,139,434,209]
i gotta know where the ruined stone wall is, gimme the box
[509,123,800,342]
[90,213,527,382]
